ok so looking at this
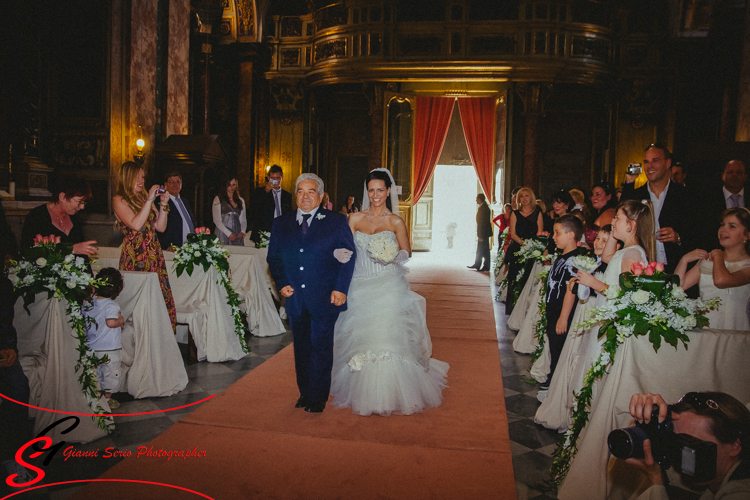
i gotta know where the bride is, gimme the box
[330,169,449,416]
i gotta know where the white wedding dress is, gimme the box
[699,258,750,330]
[330,231,450,416]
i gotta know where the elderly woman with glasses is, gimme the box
[20,177,99,256]
[626,391,750,500]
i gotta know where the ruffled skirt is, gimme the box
[330,265,449,416]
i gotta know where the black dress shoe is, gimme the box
[467,265,478,269]
[479,267,490,272]
[304,401,326,413]
[295,396,309,408]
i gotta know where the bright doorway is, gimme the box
[428,164,482,265]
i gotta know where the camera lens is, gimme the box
[608,427,649,459]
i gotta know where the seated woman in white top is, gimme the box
[212,176,247,246]
[675,208,750,330]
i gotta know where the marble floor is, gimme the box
[491,277,561,500]
[5,253,566,500]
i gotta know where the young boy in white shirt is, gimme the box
[86,267,125,410]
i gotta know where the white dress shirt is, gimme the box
[723,186,745,208]
[647,181,670,265]
[296,207,320,227]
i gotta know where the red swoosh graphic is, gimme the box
[0,392,215,416]
[1,479,214,499]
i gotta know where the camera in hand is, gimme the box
[156,186,167,194]
[608,404,717,483]
[627,163,642,175]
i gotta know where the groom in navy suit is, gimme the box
[267,173,356,413]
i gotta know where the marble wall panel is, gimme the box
[168,0,190,137]
[736,2,750,141]
[130,0,158,172]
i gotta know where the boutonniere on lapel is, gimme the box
[316,213,326,220]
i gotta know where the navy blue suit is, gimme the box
[157,197,196,250]
[267,209,356,403]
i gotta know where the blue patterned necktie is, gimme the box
[301,214,311,235]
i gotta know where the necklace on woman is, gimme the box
[50,204,68,228]
[367,209,389,226]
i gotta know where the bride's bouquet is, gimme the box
[367,233,399,264]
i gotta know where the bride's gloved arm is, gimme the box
[334,215,357,297]
[333,248,353,263]
[393,249,409,264]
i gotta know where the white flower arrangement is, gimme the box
[254,231,271,249]
[567,254,601,274]
[367,232,399,264]
[515,239,547,263]
[550,262,721,485]
[9,234,113,431]
[316,213,326,220]
[174,229,250,354]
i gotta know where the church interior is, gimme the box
[2,1,750,499]
[3,0,750,246]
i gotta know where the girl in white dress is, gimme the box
[574,200,656,305]
[674,208,750,330]
[330,169,449,416]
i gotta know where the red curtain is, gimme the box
[413,97,454,203]
[458,97,496,200]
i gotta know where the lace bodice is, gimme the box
[353,230,398,279]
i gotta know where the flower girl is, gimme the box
[674,208,750,330]
[532,202,656,428]
[574,200,656,297]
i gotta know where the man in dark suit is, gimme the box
[249,164,292,244]
[694,159,748,251]
[621,143,689,272]
[267,173,356,413]
[157,171,196,250]
[468,193,493,272]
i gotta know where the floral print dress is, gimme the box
[119,209,177,331]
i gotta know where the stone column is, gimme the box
[365,83,385,172]
[130,0,158,172]
[237,59,254,202]
[167,0,190,137]
[736,1,750,141]
[516,83,552,194]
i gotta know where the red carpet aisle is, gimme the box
[74,255,516,499]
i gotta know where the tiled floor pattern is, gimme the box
[490,277,562,500]
[6,253,566,500]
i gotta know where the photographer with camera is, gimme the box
[249,164,292,245]
[612,392,750,499]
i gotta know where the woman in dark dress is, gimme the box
[543,190,576,251]
[20,177,98,257]
[504,187,544,315]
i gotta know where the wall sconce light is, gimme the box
[134,126,145,164]
[265,165,271,173]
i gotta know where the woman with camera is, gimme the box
[212,176,246,246]
[625,392,750,499]
[113,161,176,330]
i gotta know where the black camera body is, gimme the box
[608,405,717,483]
